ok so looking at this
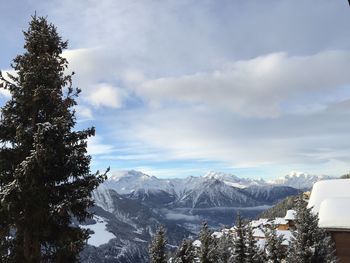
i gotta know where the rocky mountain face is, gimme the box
[81,170,331,262]
[81,186,192,263]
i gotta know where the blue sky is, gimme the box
[1,0,350,179]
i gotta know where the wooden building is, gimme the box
[308,179,350,263]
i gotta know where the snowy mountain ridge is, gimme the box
[103,170,332,195]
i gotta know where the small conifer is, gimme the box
[149,225,168,263]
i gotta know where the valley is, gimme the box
[80,170,330,262]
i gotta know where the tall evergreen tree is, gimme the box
[264,227,285,263]
[198,221,217,263]
[287,196,337,263]
[245,224,263,263]
[149,225,167,263]
[216,233,232,263]
[232,213,246,263]
[173,239,196,263]
[0,16,106,262]
[286,197,316,262]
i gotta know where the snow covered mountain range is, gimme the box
[81,170,332,262]
[104,170,330,195]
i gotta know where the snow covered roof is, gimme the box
[308,179,350,229]
[308,179,350,213]
[318,198,350,229]
[252,228,265,238]
[222,229,230,234]
[193,240,201,247]
[276,230,293,246]
[254,230,293,248]
[284,210,296,220]
[212,231,224,239]
[251,218,269,228]
[272,217,288,225]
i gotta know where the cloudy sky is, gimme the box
[1,0,350,179]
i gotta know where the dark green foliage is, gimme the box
[198,221,218,263]
[313,232,337,263]
[232,213,246,263]
[173,239,196,263]
[149,225,167,263]
[287,196,337,263]
[245,224,263,263]
[216,233,232,263]
[0,16,106,262]
[287,197,318,262]
[264,227,285,263]
[258,195,298,219]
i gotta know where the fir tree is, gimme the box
[198,221,217,263]
[245,224,263,263]
[216,233,232,263]
[0,16,106,262]
[264,227,285,263]
[313,231,337,263]
[149,225,167,263]
[286,196,316,262]
[287,196,337,263]
[173,239,196,263]
[232,213,246,263]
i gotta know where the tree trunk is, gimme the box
[23,227,41,263]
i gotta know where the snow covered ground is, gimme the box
[81,216,116,247]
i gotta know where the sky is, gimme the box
[1,0,350,179]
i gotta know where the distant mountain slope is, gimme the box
[258,195,298,219]
[244,185,300,204]
[175,179,258,208]
[81,187,192,262]
[103,170,176,195]
[203,171,267,188]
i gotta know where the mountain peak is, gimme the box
[109,170,151,181]
[204,171,239,180]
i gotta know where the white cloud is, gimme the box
[75,105,93,120]
[165,212,200,222]
[134,51,350,118]
[108,100,350,177]
[62,49,129,109]
[86,83,126,109]
[87,135,115,156]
